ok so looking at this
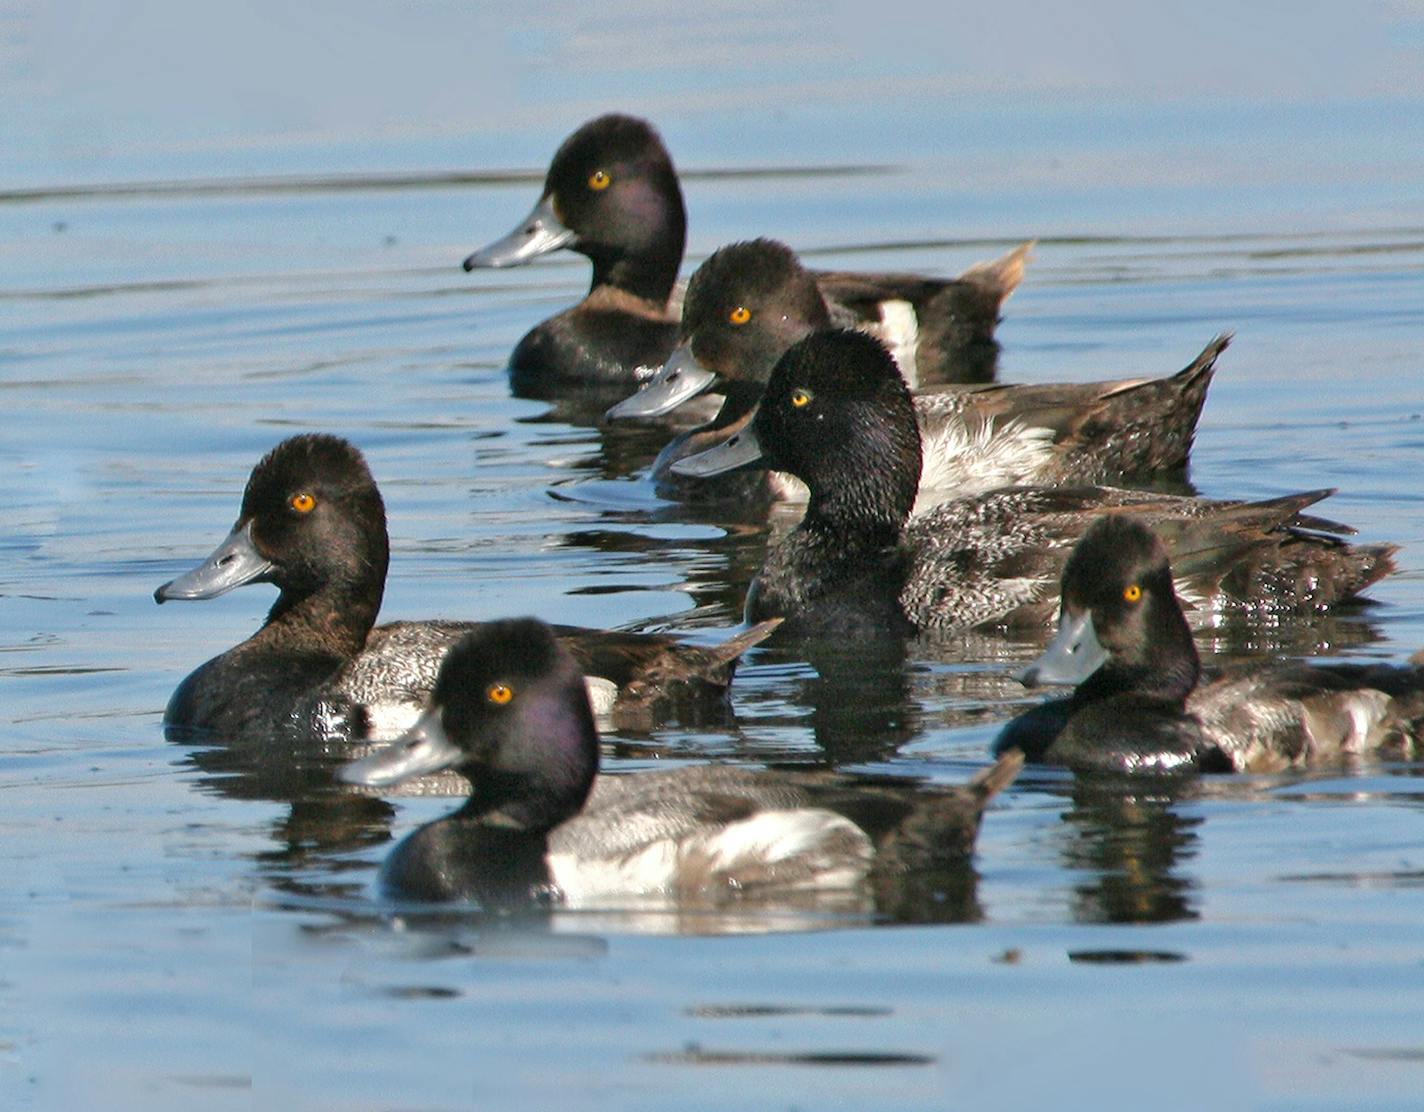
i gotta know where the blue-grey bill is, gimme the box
[154,521,273,603]
[669,423,766,478]
[462,194,575,269]
[1016,608,1110,687]
[338,708,463,787]
[604,343,719,419]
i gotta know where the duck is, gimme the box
[153,434,776,740]
[609,238,1221,503]
[464,117,1027,400]
[995,515,1424,773]
[462,114,687,395]
[338,617,1023,907]
[671,329,1396,637]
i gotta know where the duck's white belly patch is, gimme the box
[546,841,682,903]
[360,700,424,741]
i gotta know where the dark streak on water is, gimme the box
[0,164,893,205]
[647,1049,937,1067]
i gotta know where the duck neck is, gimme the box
[459,698,599,835]
[802,485,907,555]
[798,417,921,554]
[589,245,681,306]
[586,192,685,306]
[710,381,766,430]
[261,575,385,660]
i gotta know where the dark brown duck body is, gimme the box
[155,435,776,740]
[672,330,1395,636]
[998,516,1424,773]
[612,238,1222,501]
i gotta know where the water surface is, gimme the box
[4,4,1424,1109]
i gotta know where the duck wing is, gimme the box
[562,619,782,730]
[551,753,1021,903]
[913,334,1226,493]
[331,619,780,740]
[1191,662,1424,770]
[902,485,1395,629]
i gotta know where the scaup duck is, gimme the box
[154,434,775,739]
[672,330,1395,636]
[607,235,1029,419]
[466,119,1026,400]
[462,114,686,394]
[339,618,1023,906]
[996,516,1424,773]
[610,238,1219,502]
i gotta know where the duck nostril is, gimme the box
[666,370,680,382]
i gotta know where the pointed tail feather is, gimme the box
[966,748,1024,810]
[694,618,784,671]
[959,240,1034,309]
[1173,332,1231,388]
[612,619,783,727]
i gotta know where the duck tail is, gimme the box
[610,619,783,729]
[684,618,784,678]
[1063,332,1230,477]
[1211,517,1397,615]
[966,748,1025,810]
[1159,330,1230,436]
[910,242,1034,384]
[1173,332,1231,388]
[958,240,1034,310]
[1154,487,1397,613]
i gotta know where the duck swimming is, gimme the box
[608,235,1029,413]
[672,330,1395,636]
[339,618,1023,907]
[465,117,1026,399]
[463,114,687,395]
[996,515,1424,773]
[609,238,1220,503]
[154,434,775,739]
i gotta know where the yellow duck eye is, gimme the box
[588,169,611,191]
[790,388,813,408]
[486,682,514,706]
[1123,583,1143,603]
[728,305,751,326]
[290,492,317,514]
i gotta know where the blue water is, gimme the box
[5,3,1424,1109]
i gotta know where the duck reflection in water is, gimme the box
[167,724,398,899]
[1056,774,1202,925]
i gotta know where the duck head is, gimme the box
[607,239,828,419]
[155,434,389,633]
[340,619,600,834]
[463,114,686,305]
